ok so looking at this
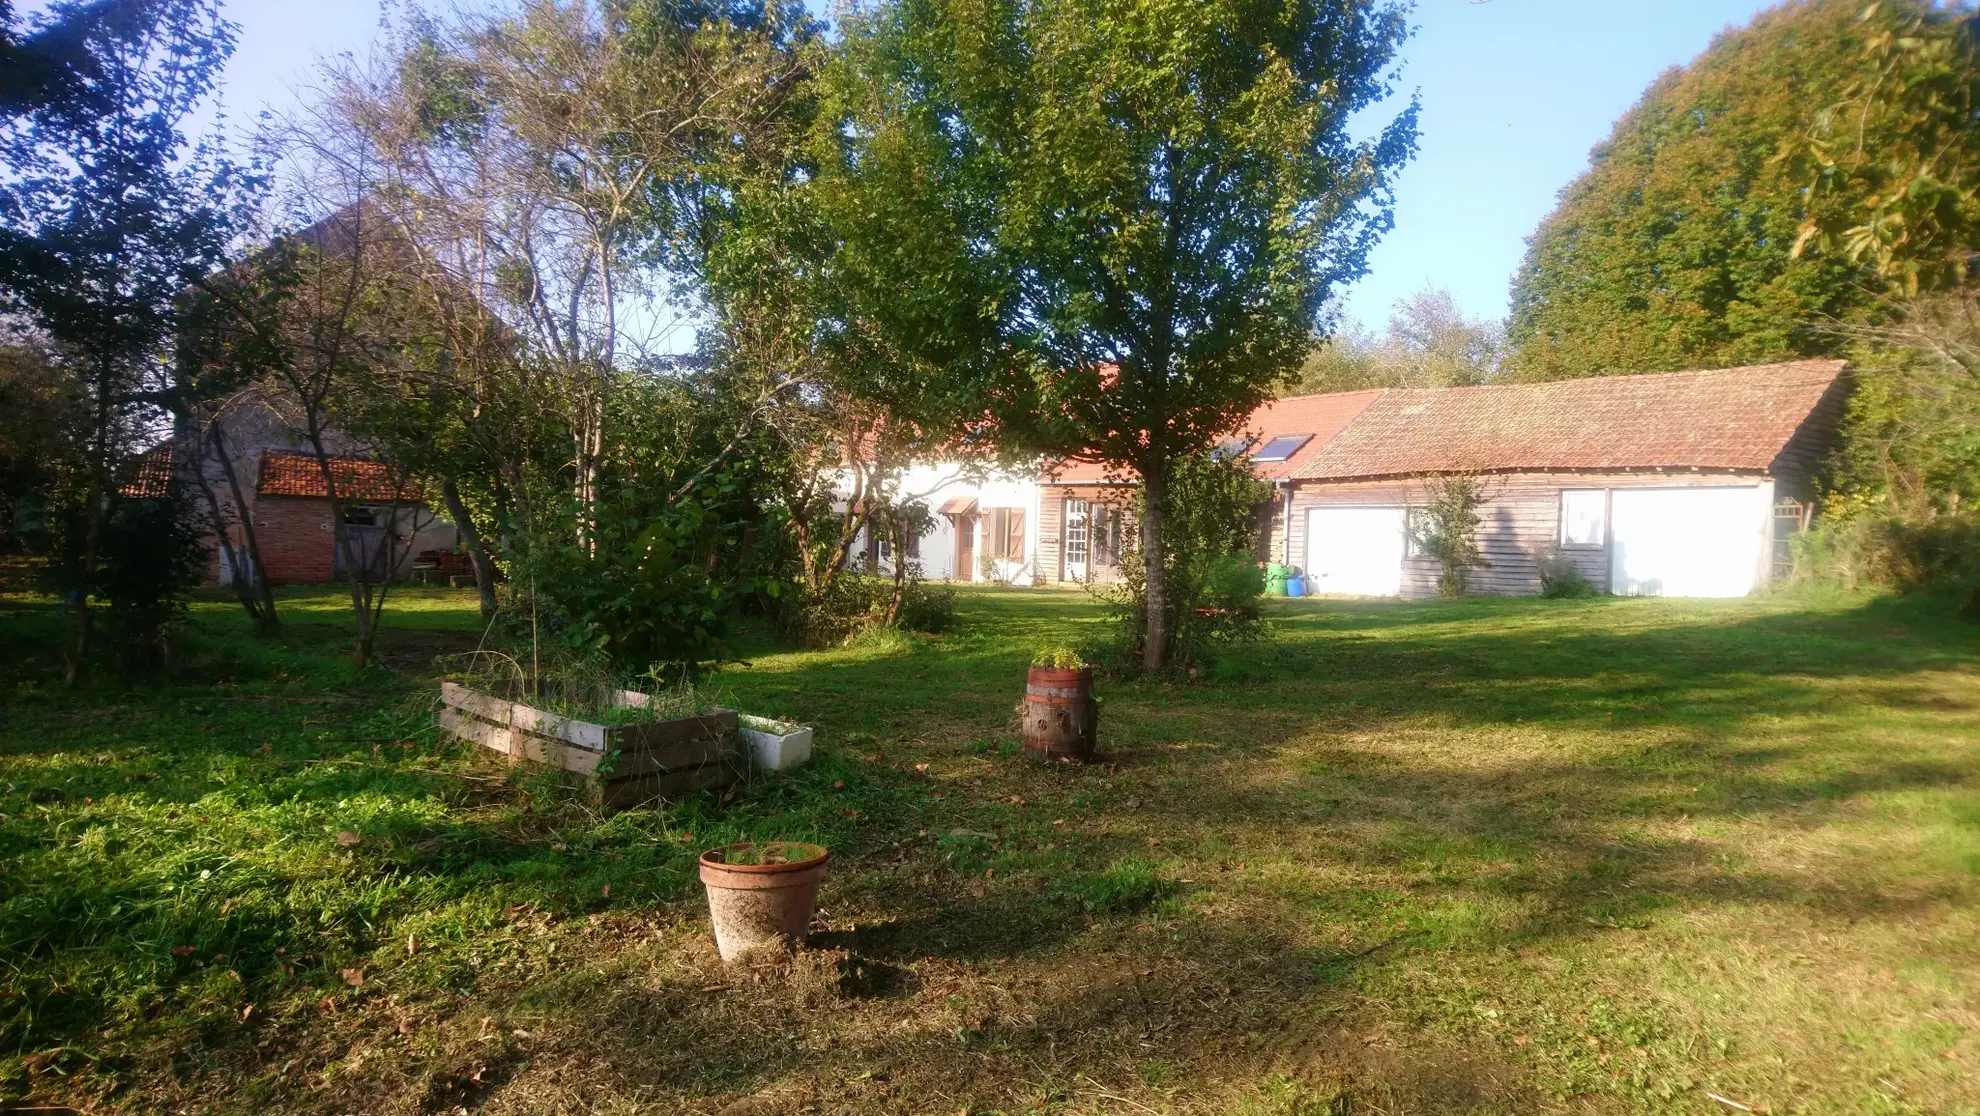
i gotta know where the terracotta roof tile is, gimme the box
[257,450,422,502]
[1041,388,1382,483]
[119,445,177,499]
[1292,360,1846,482]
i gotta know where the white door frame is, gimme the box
[1304,505,1407,597]
[1063,497,1090,581]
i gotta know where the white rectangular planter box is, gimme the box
[739,714,813,771]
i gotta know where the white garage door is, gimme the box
[1609,486,1767,598]
[1305,506,1406,596]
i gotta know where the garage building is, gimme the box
[1283,360,1849,598]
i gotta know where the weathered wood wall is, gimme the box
[1287,470,1777,597]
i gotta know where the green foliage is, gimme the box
[1099,451,1271,673]
[1782,3,1980,295]
[1790,513,1980,614]
[1824,294,1980,513]
[1030,648,1087,670]
[96,486,207,668]
[1409,475,1489,598]
[504,374,790,677]
[1507,0,1980,379]
[815,0,1417,669]
[1537,547,1599,599]
[792,572,958,648]
[1052,857,1176,915]
[1294,285,1505,394]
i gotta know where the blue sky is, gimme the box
[26,0,1780,332]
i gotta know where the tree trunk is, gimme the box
[201,425,279,634]
[441,477,499,621]
[1140,460,1170,674]
[886,517,909,626]
[64,361,117,686]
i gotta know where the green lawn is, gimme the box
[2,586,1977,1114]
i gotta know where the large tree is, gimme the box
[1507,0,1980,381]
[816,0,1416,671]
[0,0,245,681]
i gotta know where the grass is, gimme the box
[1,584,1977,1114]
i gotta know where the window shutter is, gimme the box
[1006,509,1026,560]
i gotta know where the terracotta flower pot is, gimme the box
[698,841,830,963]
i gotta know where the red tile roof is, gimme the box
[1292,360,1846,482]
[1040,388,1382,484]
[1235,389,1385,479]
[120,445,177,499]
[257,450,422,502]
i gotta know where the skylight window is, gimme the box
[1250,433,1313,463]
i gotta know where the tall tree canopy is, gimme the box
[816,0,1416,670]
[1507,0,1980,381]
[0,0,246,680]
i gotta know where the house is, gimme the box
[1029,388,1384,584]
[842,358,1850,598]
[136,395,464,586]
[843,461,1046,585]
[1284,360,1849,598]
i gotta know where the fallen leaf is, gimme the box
[341,968,364,987]
[601,884,611,898]
[914,763,930,773]
[172,945,198,958]
[701,983,730,993]
[241,1003,255,1021]
[406,935,419,956]
[551,842,568,852]
[334,831,361,847]
[832,780,845,789]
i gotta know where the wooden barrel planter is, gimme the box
[1021,666,1097,762]
[438,682,745,810]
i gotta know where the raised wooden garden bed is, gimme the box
[438,682,744,810]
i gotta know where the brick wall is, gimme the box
[252,495,335,583]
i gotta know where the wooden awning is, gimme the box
[938,497,978,516]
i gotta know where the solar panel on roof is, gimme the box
[1250,433,1313,462]
[1212,436,1252,461]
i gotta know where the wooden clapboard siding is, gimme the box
[1289,470,1775,598]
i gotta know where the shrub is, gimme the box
[1096,450,1271,675]
[1536,545,1598,598]
[793,571,957,647]
[44,483,208,671]
[1791,513,1980,615]
[1409,474,1489,597]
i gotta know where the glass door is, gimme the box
[1064,498,1090,581]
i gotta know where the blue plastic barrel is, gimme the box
[1285,575,1305,598]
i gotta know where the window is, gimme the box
[1213,436,1252,461]
[343,505,383,527]
[985,507,1027,561]
[1560,489,1607,547]
[1251,433,1314,463]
